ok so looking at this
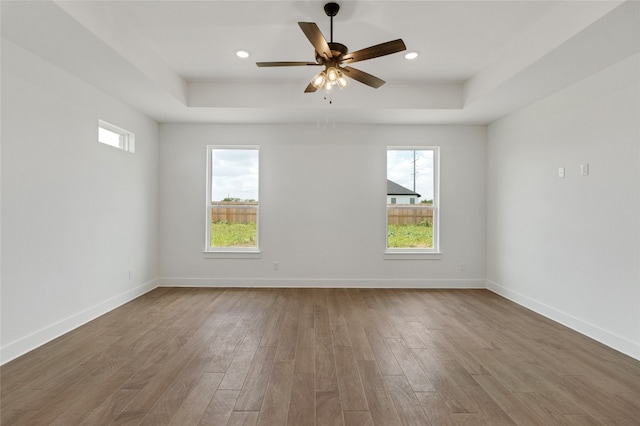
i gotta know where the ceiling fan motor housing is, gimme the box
[315,42,348,65]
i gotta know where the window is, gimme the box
[98,120,135,153]
[206,146,259,252]
[386,147,439,252]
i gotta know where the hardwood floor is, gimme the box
[2,288,639,425]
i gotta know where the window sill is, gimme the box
[384,251,442,260]
[203,251,262,259]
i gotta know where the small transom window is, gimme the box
[98,120,135,153]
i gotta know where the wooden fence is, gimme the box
[387,206,434,225]
[211,202,258,224]
[211,203,432,226]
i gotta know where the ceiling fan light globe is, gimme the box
[311,72,327,89]
[337,76,349,89]
[326,66,339,83]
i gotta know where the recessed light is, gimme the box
[404,51,419,60]
[236,50,250,59]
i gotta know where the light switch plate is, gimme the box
[581,164,589,176]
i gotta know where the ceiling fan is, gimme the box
[256,2,407,93]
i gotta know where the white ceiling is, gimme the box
[107,1,554,82]
[2,0,637,124]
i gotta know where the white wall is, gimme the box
[159,123,486,288]
[0,39,160,363]
[486,54,640,359]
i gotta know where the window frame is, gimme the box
[385,146,440,257]
[98,120,135,153]
[205,145,260,255]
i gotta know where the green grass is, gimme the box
[388,223,433,248]
[211,221,256,247]
[211,221,431,249]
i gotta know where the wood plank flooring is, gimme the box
[2,288,640,425]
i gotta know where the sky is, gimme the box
[211,148,435,202]
[387,149,435,201]
[211,148,259,201]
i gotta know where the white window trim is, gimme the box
[383,252,443,260]
[385,146,441,257]
[203,251,262,259]
[98,120,135,153]
[204,145,260,256]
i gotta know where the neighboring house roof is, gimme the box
[387,179,421,197]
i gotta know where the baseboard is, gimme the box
[157,277,486,289]
[0,279,158,365]
[487,280,640,361]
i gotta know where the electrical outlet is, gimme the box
[558,167,565,178]
[273,262,279,271]
[128,270,133,280]
[460,264,466,272]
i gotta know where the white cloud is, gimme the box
[387,149,434,200]
[211,148,259,201]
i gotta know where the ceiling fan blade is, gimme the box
[256,61,320,67]
[298,22,333,59]
[342,66,386,88]
[304,82,318,93]
[342,39,407,63]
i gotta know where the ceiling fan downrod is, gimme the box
[324,2,340,43]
